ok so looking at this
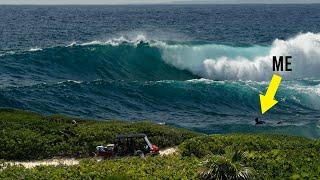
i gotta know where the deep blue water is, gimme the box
[1,5,320,138]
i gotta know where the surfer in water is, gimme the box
[255,118,265,125]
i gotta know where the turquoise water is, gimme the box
[0,5,320,138]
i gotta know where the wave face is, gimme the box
[0,42,196,87]
[1,33,320,138]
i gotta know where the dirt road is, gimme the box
[2,147,178,169]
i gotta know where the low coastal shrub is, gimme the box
[0,109,319,179]
[0,156,200,180]
[179,134,320,179]
[0,109,198,160]
[198,149,256,180]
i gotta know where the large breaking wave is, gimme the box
[0,32,320,138]
[159,32,320,81]
[2,32,320,84]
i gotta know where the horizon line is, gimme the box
[0,3,319,5]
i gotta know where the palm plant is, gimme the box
[198,149,255,180]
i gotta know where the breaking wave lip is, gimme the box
[69,34,151,47]
[2,47,42,56]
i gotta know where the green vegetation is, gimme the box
[0,109,319,179]
[0,156,200,179]
[198,149,255,180]
[0,109,197,160]
[179,134,320,179]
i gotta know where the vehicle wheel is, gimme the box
[135,150,145,158]
[91,152,97,157]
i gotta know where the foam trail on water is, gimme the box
[29,47,43,52]
[158,32,320,81]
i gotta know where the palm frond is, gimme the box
[198,151,255,180]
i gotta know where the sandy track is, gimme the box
[2,147,178,169]
[159,147,178,156]
[4,158,79,169]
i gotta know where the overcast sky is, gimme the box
[0,0,319,4]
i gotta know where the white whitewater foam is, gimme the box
[79,34,150,47]
[287,84,320,96]
[186,78,215,84]
[158,32,320,81]
[57,80,83,84]
[29,47,43,52]
[66,42,77,47]
[0,51,16,57]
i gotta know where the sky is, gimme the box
[0,0,319,4]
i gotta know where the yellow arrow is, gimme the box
[259,74,282,114]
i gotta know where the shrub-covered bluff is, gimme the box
[0,109,319,179]
[0,109,197,160]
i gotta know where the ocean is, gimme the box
[0,4,320,138]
